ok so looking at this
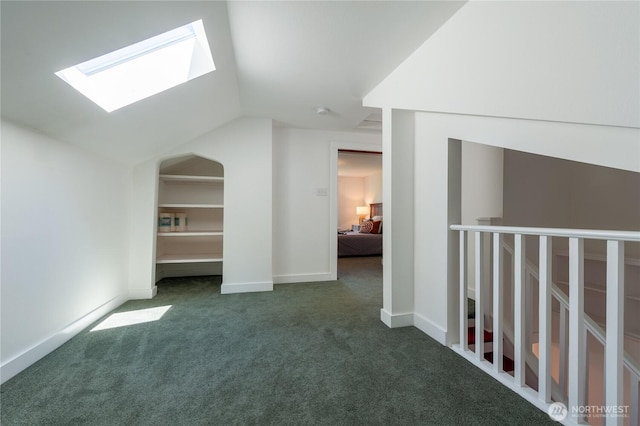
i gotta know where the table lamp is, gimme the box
[356,206,368,224]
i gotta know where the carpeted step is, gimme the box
[467,326,493,345]
[483,352,515,373]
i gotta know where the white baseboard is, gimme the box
[0,295,128,384]
[413,312,448,345]
[221,281,273,294]
[380,309,414,328]
[450,346,571,425]
[273,272,333,284]
[128,286,157,299]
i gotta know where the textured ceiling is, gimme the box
[1,1,464,165]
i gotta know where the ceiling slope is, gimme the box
[227,1,464,130]
[1,1,242,164]
[1,1,464,165]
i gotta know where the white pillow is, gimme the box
[372,216,383,222]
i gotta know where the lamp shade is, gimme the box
[356,206,369,216]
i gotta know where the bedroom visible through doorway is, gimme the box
[337,150,382,263]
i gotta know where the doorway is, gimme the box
[335,149,382,278]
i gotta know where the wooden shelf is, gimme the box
[156,162,224,274]
[158,204,223,209]
[156,253,223,264]
[157,231,223,237]
[160,174,223,183]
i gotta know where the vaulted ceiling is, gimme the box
[1,1,464,165]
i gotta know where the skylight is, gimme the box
[56,20,215,112]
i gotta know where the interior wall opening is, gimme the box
[460,142,640,416]
[154,154,225,285]
[336,150,383,270]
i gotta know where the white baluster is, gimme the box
[482,228,492,329]
[514,234,526,386]
[538,235,552,403]
[475,231,484,361]
[605,240,625,426]
[460,231,468,350]
[526,272,533,352]
[585,329,590,413]
[493,232,503,372]
[569,237,586,422]
[560,304,568,399]
[630,375,639,426]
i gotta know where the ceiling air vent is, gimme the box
[357,111,382,131]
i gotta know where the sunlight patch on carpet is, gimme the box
[91,306,172,331]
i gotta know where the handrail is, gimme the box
[451,224,640,242]
[499,239,640,380]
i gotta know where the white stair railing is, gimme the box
[451,224,640,426]
[503,240,640,413]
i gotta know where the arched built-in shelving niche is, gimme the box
[155,155,224,282]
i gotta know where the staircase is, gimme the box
[450,224,640,426]
[467,313,515,374]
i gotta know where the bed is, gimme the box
[337,203,383,257]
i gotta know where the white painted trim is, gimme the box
[380,309,413,328]
[220,281,273,294]
[605,240,625,416]
[329,140,383,284]
[0,295,128,384]
[128,286,157,299]
[273,272,333,284]
[451,224,640,242]
[414,312,448,345]
[568,237,586,416]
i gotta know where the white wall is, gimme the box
[1,120,130,382]
[363,1,639,345]
[272,128,380,284]
[461,142,503,225]
[461,142,504,300]
[337,171,382,230]
[129,118,273,295]
[338,176,364,230]
[380,109,417,329]
[364,170,382,206]
[366,1,640,130]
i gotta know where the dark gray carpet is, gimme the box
[1,256,555,425]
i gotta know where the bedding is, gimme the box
[337,202,383,257]
[337,232,382,257]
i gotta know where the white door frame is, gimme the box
[329,141,383,280]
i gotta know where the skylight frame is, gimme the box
[56,19,215,112]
